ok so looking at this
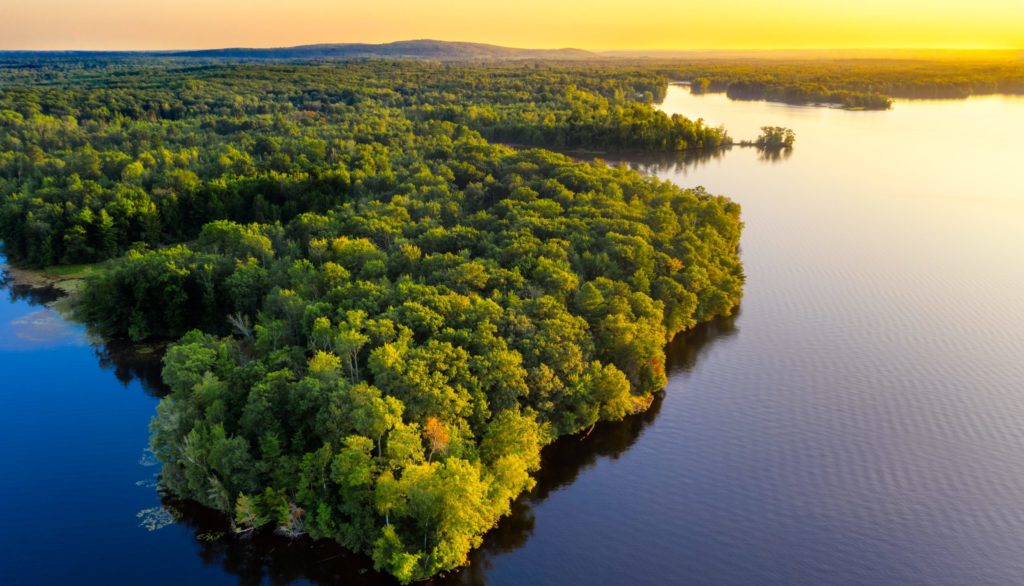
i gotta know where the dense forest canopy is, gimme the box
[0,60,739,268]
[0,59,743,582]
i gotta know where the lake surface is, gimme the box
[3,87,1024,585]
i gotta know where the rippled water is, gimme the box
[3,88,1024,585]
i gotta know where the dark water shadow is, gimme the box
[151,313,740,585]
[600,145,793,175]
[93,338,172,398]
[602,146,734,177]
[664,308,740,376]
[165,498,395,586]
[2,281,66,306]
[0,267,66,307]
[756,146,793,164]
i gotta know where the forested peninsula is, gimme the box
[0,60,743,582]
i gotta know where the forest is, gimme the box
[0,60,738,269]
[0,59,744,582]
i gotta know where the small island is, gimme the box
[752,126,797,149]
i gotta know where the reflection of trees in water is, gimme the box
[167,498,395,586]
[601,146,733,177]
[441,397,665,585]
[154,314,740,585]
[664,309,739,376]
[93,339,171,398]
[756,146,793,164]
[3,282,65,305]
[535,145,733,178]
[601,143,793,175]
[0,268,65,306]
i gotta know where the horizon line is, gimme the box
[0,39,1021,54]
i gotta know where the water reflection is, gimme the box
[2,279,65,306]
[609,145,732,172]
[664,309,739,375]
[94,339,171,397]
[144,317,736,585]
[0,265,64,307]
[601,145,792,177]
[756,146,793,163]
[166,497,393,586]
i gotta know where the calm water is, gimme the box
[4,88,1024,584]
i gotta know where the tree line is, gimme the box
[665,58,1024,109]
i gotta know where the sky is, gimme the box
[1,0,1022,51]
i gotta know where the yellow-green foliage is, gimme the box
[0,59,745,582]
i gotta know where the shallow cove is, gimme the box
[3,88,1024,585]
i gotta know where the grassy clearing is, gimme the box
[43,263,102,278]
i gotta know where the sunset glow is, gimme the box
[2,0,1022,51]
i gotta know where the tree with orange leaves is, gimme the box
[423,417,449,462]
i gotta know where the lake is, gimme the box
[3,86,1024,584]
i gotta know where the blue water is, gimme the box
[4,89,1024,585]
[0,264,238,583]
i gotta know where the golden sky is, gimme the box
[1,0,1022,51]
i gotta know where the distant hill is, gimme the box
[7,42,1015,63]
[168,39,595,61]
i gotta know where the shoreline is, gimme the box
[0,261,95,320]
[1,259,172,373]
